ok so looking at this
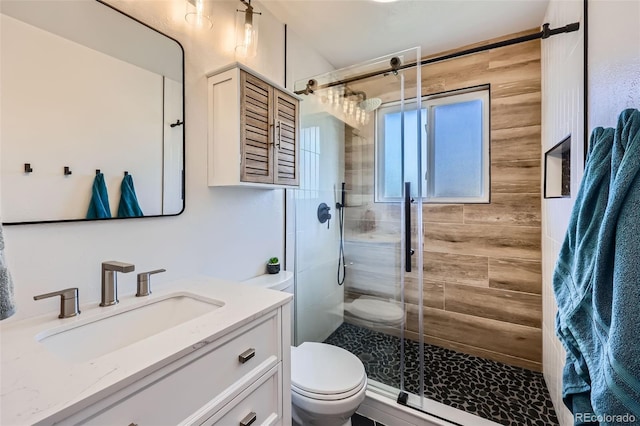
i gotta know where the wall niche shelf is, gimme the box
[544,135,571,199]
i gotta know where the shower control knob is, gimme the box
[317,202,332,229]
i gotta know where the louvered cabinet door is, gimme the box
[240,71,274,184]
[273,90,299,186]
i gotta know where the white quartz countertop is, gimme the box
[0,276,292,425]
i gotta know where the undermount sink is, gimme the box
[35,293,224,363]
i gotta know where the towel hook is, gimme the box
[170,119,184,128]
[64,166,72,176]
[96,169,101,175]
[24,163,33,173]
[124,171,129,176]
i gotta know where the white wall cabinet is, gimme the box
[207,64,300,188]
[54,304,292,426]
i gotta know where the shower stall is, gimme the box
[287,46,557,425]
[288,46,430,414]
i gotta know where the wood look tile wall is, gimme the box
[343,31,542,371]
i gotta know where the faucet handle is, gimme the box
[34,288,80,319]
[136,269,166,297]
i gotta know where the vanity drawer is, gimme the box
[201,364,282,426]
[63,312,280,425]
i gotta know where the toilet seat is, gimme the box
[291,378,366,401]
[344,297,404,324]
[291,342,366,401]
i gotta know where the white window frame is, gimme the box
[425,88,490,203]
[374,86,490,203]
[374,99,421,202]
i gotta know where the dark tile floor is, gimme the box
[352,412,387,426]
[326,322,559,426]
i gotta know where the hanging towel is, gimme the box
[554,109,640,422]
[590,108,640,418]
[86,172,111,219]
[553,125,614,423]
[0,223,16,320]
[117,174,143,218]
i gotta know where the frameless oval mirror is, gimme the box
[1,0,184,224]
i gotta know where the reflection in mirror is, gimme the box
[0,0,185,224]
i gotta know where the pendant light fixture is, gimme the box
[236,0,261,58]
[185,0,212,29]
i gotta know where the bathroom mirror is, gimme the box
[0,0,185,224]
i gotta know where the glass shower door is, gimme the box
[290,47,424,402]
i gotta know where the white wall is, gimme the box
[541,1,584,425]
[290,111,345,345]
[0,0,332,322]
[283,28,339,345]
[588,0,640,128]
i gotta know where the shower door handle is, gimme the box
[404,182,412,272]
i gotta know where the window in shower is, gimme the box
[375,86,490,203]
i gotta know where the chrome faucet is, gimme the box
[100,261,135,306]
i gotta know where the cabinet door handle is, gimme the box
[240,412,257,426]
[276,120,282,149]
[128,423,138,426]
[238,348,256,364]
[270,121,276,147]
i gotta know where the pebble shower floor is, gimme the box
[324,322,559,426]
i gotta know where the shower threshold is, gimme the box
[325,322,558,426]
[365,378,501,426]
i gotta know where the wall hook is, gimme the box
[124,171,129,176]
[64,166,72,176]
[96,169,101,175]
[170,119,184,128]
[24,163,33,173]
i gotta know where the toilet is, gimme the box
[343,296,404,329]
[243,272,368,426]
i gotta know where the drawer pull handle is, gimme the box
[240,411,257,426]
[128,423,138,426]
[238,348,256,364]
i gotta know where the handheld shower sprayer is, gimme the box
[336,182,346,285]
[336,182,346,211]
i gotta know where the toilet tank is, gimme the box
[242,271,294,293]
[243,271,294,343]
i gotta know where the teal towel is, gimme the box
[554,109,640,423]
[554,125,614,422]
[117,174,143,218]
[591,109,640,418]
[86,173,111,219]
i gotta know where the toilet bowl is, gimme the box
[343,296,404,328]
[243,272,368,426]
[291,342,367,426]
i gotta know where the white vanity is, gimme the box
[0,277,292,425]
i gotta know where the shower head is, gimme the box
[358,97,382,112]
[344,89,382,112]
